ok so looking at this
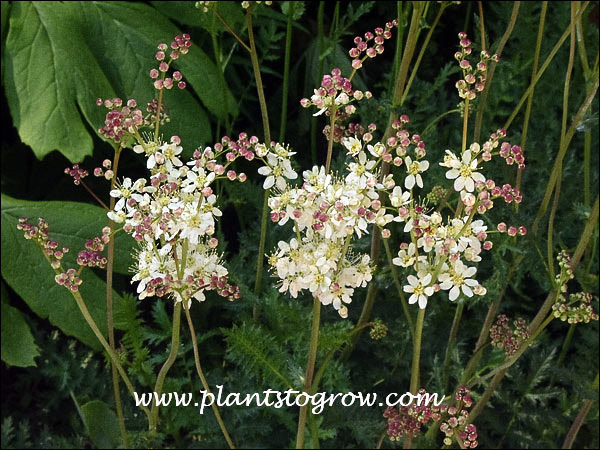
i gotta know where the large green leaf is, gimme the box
[1,281,40,367]
[80,400,122,449]
[4,1,236,163]
[0,194,136,349]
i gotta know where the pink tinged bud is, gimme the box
[508,226,517,237]
[104,170,114,180]
[357,207,366,216]
[382,153,392,163]
[349,48,360,58]
[381,228,391,238]
[201,187,213,197]
[345,105,356,115]
[483,241,493,250]
[300,98,310,107]
[163,78,174,89]
[173,71,183,81]
[393,157,403,166]
[366,48,377,58]
[170,50,179,60]
[371,200,381,210]
[518,226,527,236]
[154,80,164,90]
[227,170,236,181]
[270,212,279,222]
[159,61,169,72]
[497,222,507,233]
[177,81,186,89]
[94,167,103,177]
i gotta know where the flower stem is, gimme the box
[561,373,598,449]
[183,302,236,448]
[70,289,152,425]
[473,1,520,143]
[79,180,109,211]
[150,301,182,433]
[382,237,415,338]
[295,296,321,449]
[248,7,272,317]
[106,146,128,448]
[442,301,464,391]
[410,308,426,394]
[279,1,295,142]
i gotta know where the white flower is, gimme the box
[444,149,485,192]
[258,153,297,190]
[438,260,478,300]
[403,272,434,309]
[343,137,362,155]
[389,186,411,207]
[393,243,417,267]
[404,156,429,189]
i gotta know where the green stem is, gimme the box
[422,109,460,137]
[70,289,152,424]
[442,301,465,391]
[183,302,236,448]
[478,1,486,50]
[279,1,295,142]
[562,373,599,449]
[310,1,325,166]
[106,147,128,448]
[382,237,415,338]
[308,412,320,449]
[503,2,591,131]
[473,2,520,143]
[248,8,272,315]
[556,323,576,369]
[410,309,426,394]
[516,1,547,206]
[150,301,182,433]
[295,296,321,449]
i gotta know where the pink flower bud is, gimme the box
[497,222,507,233]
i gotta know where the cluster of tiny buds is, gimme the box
[55,268,83,292]
[96,98,144,144]
[93,159,114,180]
[555,250,574,290]
[454,32,498,100]
[369,319,388,340]
[64,164,88,185]
[348,20,398,69]
[241,1,272,8]
[440,386,478,448]
[496,222,527,237]
[76,227,111,269]
[499,142,525,169]
[149,34,191,90]
[553,292,599,324]
[426,186,448,206]
[17,217,69,270]
[490,314,530,356]
[383,389,443,440]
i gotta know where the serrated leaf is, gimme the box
[80,400,122,449]
[1,281,40,367]
[1,194,133,349]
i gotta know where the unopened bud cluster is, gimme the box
[348,20,398,70]
[383,389,442,440]
[369,319,388,340]
[454,32,498,100]
[553,292,599,324]
[490,314,530,356]
[440,386,478,448]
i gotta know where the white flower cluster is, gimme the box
[263,137,404,317]
[108,136,243,307]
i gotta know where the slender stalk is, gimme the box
[248,8,273,313]
[400,4,447,106]
[295,296,322,449]
[212,8,252,53]
[442,301,465,390]
[324,112,336,172]
[70,289,152,423]
[473,2,520,143]
[409,309,426,394]
[183,302,236,448]
[462,99,470,152]
[279,1,295,142]
[79,180,110,211]
[105,146,128,447]
[150,301,182,433]
[382,237,415,338]
[478,2,486,51]
[503,2,591,131]
[556,323,576,369]
[562,373,599,449]
[308,413,320,449]
[515,2,547,202]
[310,1,325,166]
[342,1,426,362]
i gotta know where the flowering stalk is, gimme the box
[183,301,236,448]
[561,373,598,449]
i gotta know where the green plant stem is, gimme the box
[532,73,599,236]
[150,301,182,433]
[295,296,321,449]
[442,301,464,391]
[410,308,426,394]
[106,146,128,448]
[422,109,460,137]
[503,1,590,131]
[473,1,520,143]
[79,180,110,210]
[310,1,325,166]
[400,3,447,106]
[183,302,236,448]
[308,412,320,449]
[382,237,415,338]
[325,111,335,172]
[556,323,576,368]
[515,1,547,204]
[342,0,425,362]
[70,289,152,424]
[478,2,486,50]
[562,373,599,449]
[279,1,295,142]
[248,8,272,315]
